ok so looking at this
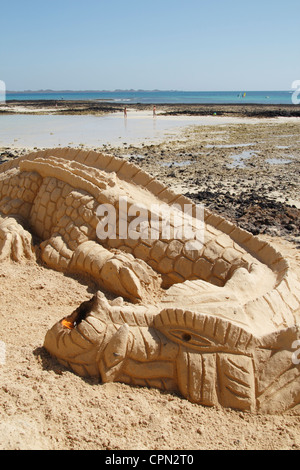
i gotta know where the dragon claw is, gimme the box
[0,216,35,262]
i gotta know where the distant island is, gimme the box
[6,89,172,94]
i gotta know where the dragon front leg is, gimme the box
[0,214,35,262]
[70,240,162,303]
[40,229,162,303]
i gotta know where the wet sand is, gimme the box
[2,111,252,149]
[114,118,300,246]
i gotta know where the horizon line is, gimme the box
[6,89,291,93]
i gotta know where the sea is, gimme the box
[5,90,295,105]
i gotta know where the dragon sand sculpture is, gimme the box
[0,148,299,413]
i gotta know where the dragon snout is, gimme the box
[44,293,108,376]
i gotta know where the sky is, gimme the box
[0,0,299,91]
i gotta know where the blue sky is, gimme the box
[1,0,299,91]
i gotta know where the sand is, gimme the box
[0,103,299,450]
[0,236,299,451]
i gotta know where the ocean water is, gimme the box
[1,108,299,150]
[5,90,295,105]
[0,112,215,148]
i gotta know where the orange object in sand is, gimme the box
[61,319,74,330]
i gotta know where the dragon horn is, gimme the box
[98,323,129,382]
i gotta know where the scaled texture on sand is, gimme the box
[0,148,299,415]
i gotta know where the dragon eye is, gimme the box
[168,329,214,348]
[182,333,192,342]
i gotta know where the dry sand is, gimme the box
[0,236,299,451]
[0,104,299,450]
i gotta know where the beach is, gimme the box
[2,99,300,117]
[1,102,299,244]
[0,102,300,450]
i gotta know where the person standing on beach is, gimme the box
[153,105,156,116]
[124,107,127,117]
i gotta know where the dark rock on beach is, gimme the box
[1,100,300,118]
[185,189,300,243]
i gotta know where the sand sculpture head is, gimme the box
[44,286,300,414]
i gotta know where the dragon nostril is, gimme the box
[182,333,192,342]
[74,295,97,325]
[61,294,97,329]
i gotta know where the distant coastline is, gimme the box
[6,89,166,94]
